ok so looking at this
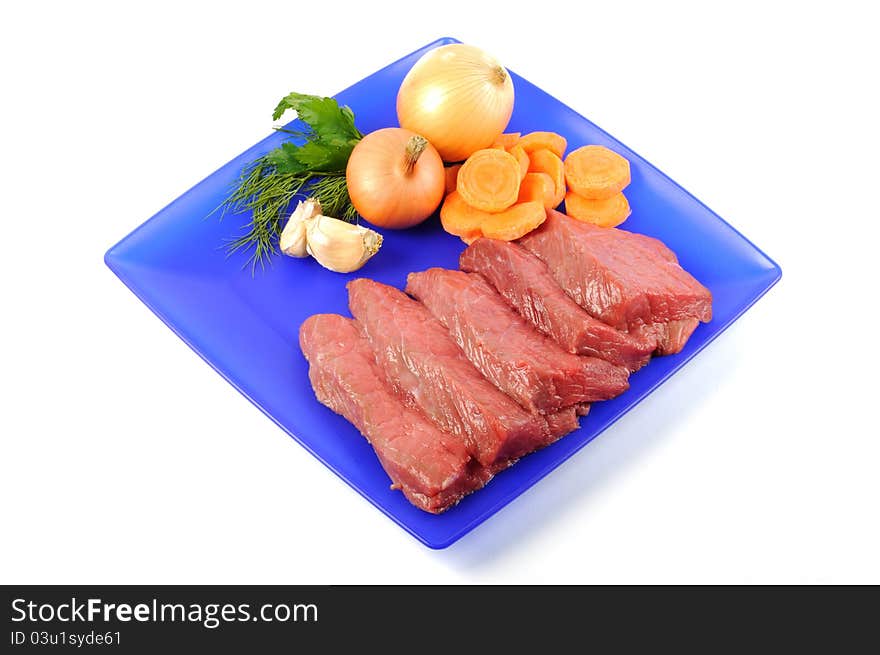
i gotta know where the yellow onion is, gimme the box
[346,127,445,229]
[396,43,515,162]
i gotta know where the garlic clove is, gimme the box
[279,217,308,258]
[306,214,383,273]
[279,198,322,257]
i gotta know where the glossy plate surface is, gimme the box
[105,38,781,548]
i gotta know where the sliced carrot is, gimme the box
[491,132,521,150]
[487,135,527,179]
[481,201,547,241]
[565,191,631,228]
[444,164,462,195]
[489,140,527,178]
[564,145,631,199]
[440,191,492,241]
[457,148,521,213]
[508,143,529,180]
[518,131,567,158]
[527,149,565,208]
[517,172,556,209]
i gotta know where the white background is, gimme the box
[1,1,877,584]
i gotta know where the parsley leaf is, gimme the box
[267,92,363,174]
[265,142,308,174]
[291,140,353,171]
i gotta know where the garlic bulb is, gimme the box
[279,198,322,257]
[306,214,383,273]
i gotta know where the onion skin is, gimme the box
[397,43,515,163]
[346,127,445,229]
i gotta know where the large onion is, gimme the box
[346,127,445,229]
[397,43,515,162]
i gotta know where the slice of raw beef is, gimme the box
[406,268,629,413]
[518,210,712,331]
[299,313,489,513]
[460,238,655,371]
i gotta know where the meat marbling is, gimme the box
[347,279,577,466]
[299,314,490,513]
[460,238,655,371]
[519,210,712,332]
[406,268,629,413]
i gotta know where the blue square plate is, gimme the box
[105,37,781,548]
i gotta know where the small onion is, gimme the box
[346,127,445,229]
[396,43,515,162]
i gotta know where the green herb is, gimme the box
[308,175,359,223]
[214,93,363,271]
[268,93,362,171]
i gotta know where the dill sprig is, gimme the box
[310,175,358,224]
[217,158,356,272]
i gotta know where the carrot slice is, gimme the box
[490,140,528,178]
[565,191,631,228]
[519,131,567,158]
[564,145,631,199]
[518,172,556,209]
[481,201,547,241]
[509,144,529,180]
[440,191,492,240]
[457,148,521,213]
[491,132,521,150]
[444,164,462,195]
[527,149,565,208]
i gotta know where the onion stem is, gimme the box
[403,135,428,174]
